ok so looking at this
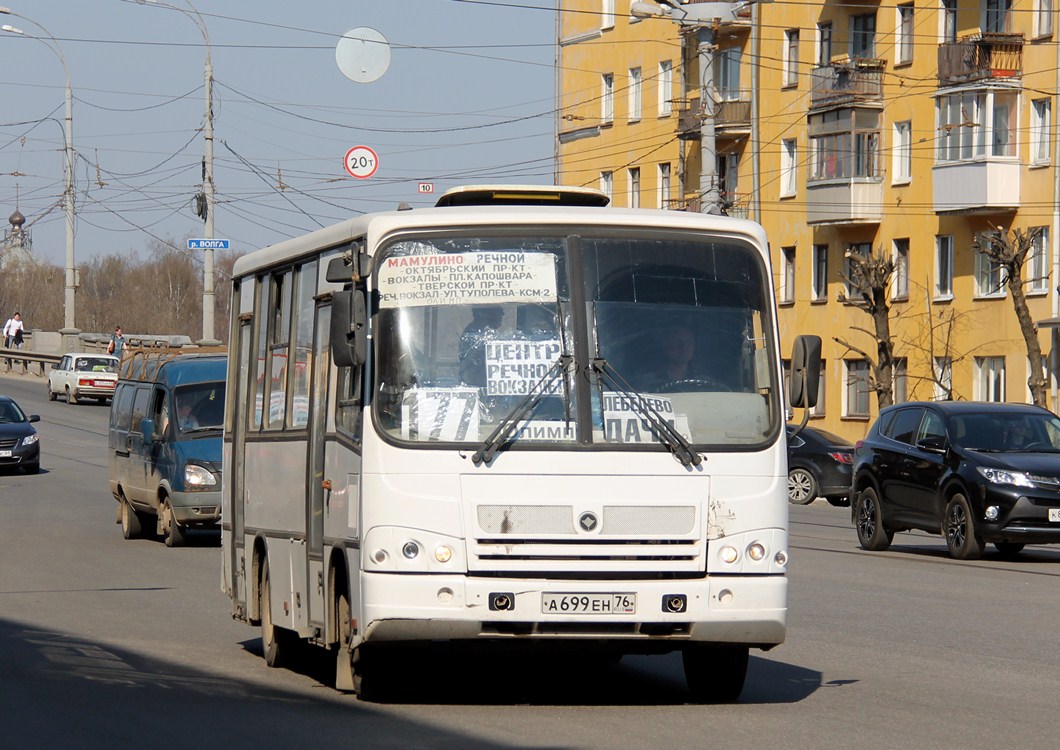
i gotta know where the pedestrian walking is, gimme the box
[107,326,128,355]
[2,312,24,349]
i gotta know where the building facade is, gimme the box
[557,0,1060,441]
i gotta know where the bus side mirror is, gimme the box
[789,335,822,409]
[330,289,367,368]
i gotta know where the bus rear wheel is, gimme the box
[682,644,749,703]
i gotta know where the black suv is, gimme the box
[850,401,1060,559]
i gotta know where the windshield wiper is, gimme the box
[472,355,574,465]
[591,358,702,467]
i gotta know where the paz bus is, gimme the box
[220,184,820,702]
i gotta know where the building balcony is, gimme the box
[932,160,1020,214]
[806,179,883,225]
[810,58,885,107]
[664,194,702,212]
[938,33,1023,87]
[716,90,751,136]
[675,98,702,140]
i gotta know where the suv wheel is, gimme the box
[944,493,983,560]
[855,486,893,551]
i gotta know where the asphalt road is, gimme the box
[1,370,1058,749]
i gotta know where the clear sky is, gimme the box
[0,0,557,268]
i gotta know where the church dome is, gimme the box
[8,209,25,228]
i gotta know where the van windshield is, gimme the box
[174,382,225,433]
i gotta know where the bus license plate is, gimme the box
[1049,508,1060,522]
[541,593,636,615]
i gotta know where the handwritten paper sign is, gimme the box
[601,391,692,444]
[401,387,480,441]
[485,339,562,396]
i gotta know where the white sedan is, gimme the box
[47,353,120,405]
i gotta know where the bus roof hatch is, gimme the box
[434,184,610,208]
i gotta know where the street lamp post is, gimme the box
[1,8,78,337]
[631,1,748,215]
[137,0,217,344]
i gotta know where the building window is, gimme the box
[935,235,953,298]
[809,109,880,181]
[850,13,877,58]
[1032,99,1051,164]
[658,60,673,117]
[993,96,1014,156]
[784,30,799,86]
[975,356,1006,402]
[657,163,671,208]
[602,73,614,123]
[628,67,642,123]
[600,171,613,201]
[1036,0,1054,37]
[893,358,908,403]
[975,242,1005,297]
[817,22,832,65]
[781,247,796,304]
[845,359,872,417]
[714,47,742,100]
[810,361,826,416]
[781,139,797,197]
[812,244,829,300]
[1029,227,1049,293]
[628,167,640,208]
[984,0,1012,33]
[893,238,910,299]
[602,0,615,30]
[893,120,911,183]
[896,4,914,64]
[936,90,1017,161]
[934,356,953,400]
[942,0,958,43]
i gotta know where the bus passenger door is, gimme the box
[227,318,252,617]
[306,304,329,631]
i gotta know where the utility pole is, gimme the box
[202,45,216,343]
[696,26,722,214]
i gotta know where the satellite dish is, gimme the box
[335,27,391,84]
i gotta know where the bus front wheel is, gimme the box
[260,559,298,668]
[682,644,749,703]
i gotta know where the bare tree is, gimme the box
[972,227,1047,407]
[835,245,897,409]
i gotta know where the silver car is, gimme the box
[48,353,120,405]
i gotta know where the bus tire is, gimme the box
[334,586,355,692]
[682,644,749,703]
[260,559,297,669]
[353,645,395,703]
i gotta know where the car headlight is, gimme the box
[22,434,39,446]
[184,463,217,487]
[976,466,1035,488]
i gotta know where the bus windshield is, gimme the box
[373,231,777,449]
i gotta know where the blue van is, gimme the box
[108,351,226,546]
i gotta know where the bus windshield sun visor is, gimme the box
[591,358,702,467]
[472,354,574,465]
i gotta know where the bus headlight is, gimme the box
[774,550,789,567]
[434,545,453,563]
[401,541,420,560]
[747,542,767,562]
[719,545,739,564]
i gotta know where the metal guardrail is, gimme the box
[0,349,62,377]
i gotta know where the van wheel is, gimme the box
[120,496,142,539]
[260,558,298,669]
[160,500,186,548]
[65,386,77,405]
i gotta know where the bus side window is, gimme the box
[335,365,363,442]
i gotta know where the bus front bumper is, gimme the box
[359,572,786,648]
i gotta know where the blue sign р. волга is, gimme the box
[187,238,231,250]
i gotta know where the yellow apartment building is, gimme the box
[557,0,1060,441]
